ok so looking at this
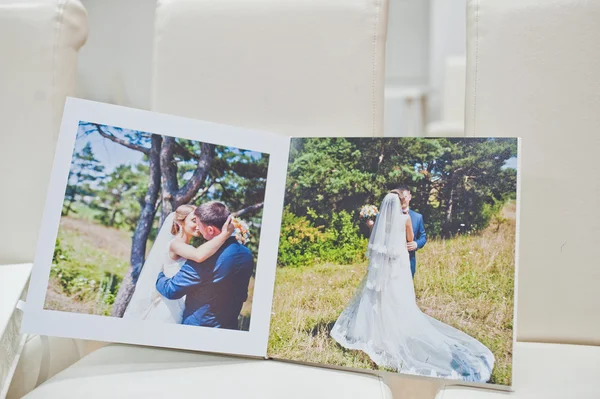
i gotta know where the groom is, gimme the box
[156,201,254,329]
[393,186,427,278]
[366,187,427,278]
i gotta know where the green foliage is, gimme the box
[49,233,123,314]
[91,164,148,230]
[277,208,368,267]
[320,211,368,265]
[208,145,270,210]
[278,208,329,267]
[285,137,518,238]
[63,142,105,216]
[285,138,373,219]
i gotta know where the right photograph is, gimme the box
[268,137,518,386]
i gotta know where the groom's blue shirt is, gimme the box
[155,237,254,329]
[408,209,427,255]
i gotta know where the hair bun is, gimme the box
[171,221,180,235]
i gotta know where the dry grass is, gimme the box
[45,281,104,314]
[60,216,133,260]
[268,215,516,386]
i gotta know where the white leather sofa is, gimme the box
[0,1,93,397]
[2,0,397,398]
[3,0,600,398]
[424,56,466,137]
[152,0,389,137]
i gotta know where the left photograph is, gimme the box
[44,121,270,332]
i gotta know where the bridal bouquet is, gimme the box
[359,204,379,221]
[232,217,251,245]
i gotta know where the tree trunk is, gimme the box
[63,197,75,216]
[446,186,454,224]
[111,135,162,317]
[64,170,83,216]
[109,207,119,227]
[174,143,215,206]
[160,136,178,224]
[443,176,455,237]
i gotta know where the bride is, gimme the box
[123,204,234,323]
[330,192,495,382]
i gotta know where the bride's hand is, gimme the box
[221,216,235,236]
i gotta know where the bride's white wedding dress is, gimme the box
[137,247,186,323]
[331,193,495,383]
[123,213,186,323]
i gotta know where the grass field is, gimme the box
[44,216,254,325]
[268,203,516,386]
[47,204,515,385]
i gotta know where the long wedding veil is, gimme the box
[365,193,407,291]
[123,212,175,318]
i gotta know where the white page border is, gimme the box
[22,98,290,357]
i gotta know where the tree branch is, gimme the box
[191,183,212,205]
[213,179,231,201]
[233,202,264,218]
[173,142,197,161]
[378,141,385,168]
[93,124,150,154]
[175,143,215,205]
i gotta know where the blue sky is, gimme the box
[503,156,518,169]
[74,125,144,174]
[74,123,263,175]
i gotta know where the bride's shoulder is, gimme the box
[167,238,182,257]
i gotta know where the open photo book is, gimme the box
[22,98,520,390]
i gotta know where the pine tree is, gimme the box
[92,164,148,228]
[63,142,104,215]
[284,137,517,238]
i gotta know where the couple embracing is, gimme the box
[331,187,496,382]
[124,201,253,330]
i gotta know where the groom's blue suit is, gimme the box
[408,209,427,278]
[156,237,254,329]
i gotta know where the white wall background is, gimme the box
[76,0,466,134]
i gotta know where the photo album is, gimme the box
[22,98,520,389]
